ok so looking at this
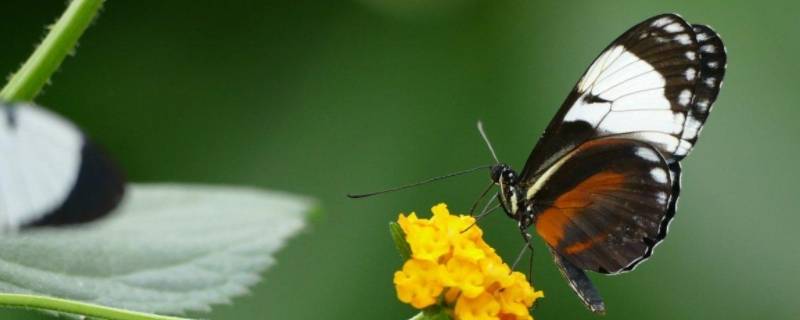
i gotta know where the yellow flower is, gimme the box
[443,258,484,298]
[398,212,449,261]
[392,203,544,320]
[394,259,444,308]
[455,292,501,320]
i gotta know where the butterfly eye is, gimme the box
[490,164,505,183]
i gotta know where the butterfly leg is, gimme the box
[510,230,535,272]
[468,181,495,215]
[461,193,500,233]
[523,231,536,286]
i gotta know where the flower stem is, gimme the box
[0,0,104,102]
[0,293,190,320]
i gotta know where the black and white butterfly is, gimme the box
[0,103,125,232]
[349,13,726,314]
[486,14,726,313]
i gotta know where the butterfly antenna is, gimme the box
[477,121,500,164]
[347,164,492,199]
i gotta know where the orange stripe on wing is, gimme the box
[535,172,625,249]
[565,234,608,254]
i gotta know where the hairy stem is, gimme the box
[0,0,104,102]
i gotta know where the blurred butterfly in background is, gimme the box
[0,103,125,232]
[483,13,727,313]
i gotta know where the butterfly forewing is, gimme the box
[521,14,726,182]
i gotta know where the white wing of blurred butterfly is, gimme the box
[0,103,125,230]
[0,104,313,316]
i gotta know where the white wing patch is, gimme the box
[601,110,685,135]
[650,167,668,184]
[577,45,627,93]
[570,45,686,140]
[635,147,661,162]
[0,105,83,230]
[589,49,667,101]
[651,17,673,28]
[563,99,610,124]
[617,132,684,155]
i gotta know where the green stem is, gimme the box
[0,294,190,320]
[0,0,104,102]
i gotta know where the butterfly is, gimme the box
[487,13,726,313]
[0,103,125,232]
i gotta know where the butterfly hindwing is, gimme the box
[521,14,726,181]
[529,138,674,274]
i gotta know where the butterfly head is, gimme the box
[490,163,517,185]
[490,163,524,220]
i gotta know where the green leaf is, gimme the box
[408,306,452,320]
[0,183,313,316]
[389,221,411,261]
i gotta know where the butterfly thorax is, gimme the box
[490,164,535,230]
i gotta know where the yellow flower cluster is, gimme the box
[393,203,544,320]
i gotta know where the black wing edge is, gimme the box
[25,139,126,228]
[619,161,681,273]
[684,23,727,148]
[549,246,606,315]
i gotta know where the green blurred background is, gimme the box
[1,1,798,319]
